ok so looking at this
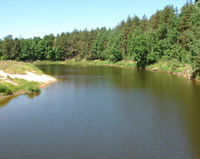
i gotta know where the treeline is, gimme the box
[0,2,199,72]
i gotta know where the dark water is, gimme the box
[0,64,200,159]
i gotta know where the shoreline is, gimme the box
[145,67,200,82]
[0,69,57,102]
[0,80,57,102]
[1,60,199,102]
[35,60,200,82]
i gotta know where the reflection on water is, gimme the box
[0,64,199,159]
[26,93,41,99]
[0,93,40,107]
[0,97,13,107]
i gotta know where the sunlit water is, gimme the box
[0,64,200,159]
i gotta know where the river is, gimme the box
[0,64,200,159]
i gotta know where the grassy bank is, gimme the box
[34,59,137,67]
[0,61,55,100]
[0,79,40,96]
[146,60,196,79]
[34,59,199,80]
[0,61,43,74]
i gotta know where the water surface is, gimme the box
[0,64,200,159]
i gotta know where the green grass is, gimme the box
[0,61,43,74]
[12,78,41,93]
[34,59,137,67]
[0,84,12,95]
[0,79,41,96]
[0,61,44,97]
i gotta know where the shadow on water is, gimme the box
[26,93,41,99]
[0,97,14,107]
[120,68,199,157]
[106,66,200,157]
[0,93,40,107]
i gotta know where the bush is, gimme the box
[195,71,200,80]
[26,86,41,93]
[109,50,123,63]
[0,84,13,95]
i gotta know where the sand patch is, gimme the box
[0,70,57,83]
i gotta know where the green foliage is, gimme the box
[0,78,41,97]
[26,86,41,93]
[104,30,123,62]
[128,29,149,67]
[196,72,200,80]
[0,84,13,95]
[91,28,109,60]
[109,49,123,62]
[147,59,193,74]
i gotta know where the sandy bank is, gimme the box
[0,70,57,83]
[0,70,57,101]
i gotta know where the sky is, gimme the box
[0,0,193,39]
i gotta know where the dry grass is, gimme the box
[0,61,43,74]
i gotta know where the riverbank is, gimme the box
[34,59,137,67]
[34,59,200,81]
[0,61,57,101]
[146,60,200,80]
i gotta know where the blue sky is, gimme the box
[0,0,191,39]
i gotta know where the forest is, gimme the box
[0,2,199,77]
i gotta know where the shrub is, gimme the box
[27,86,41,93]
[0,84,13,95]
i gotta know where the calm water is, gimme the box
[0,64,200,159]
